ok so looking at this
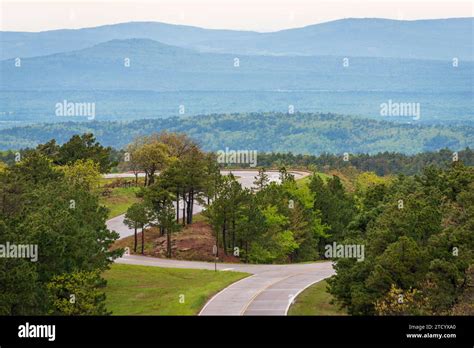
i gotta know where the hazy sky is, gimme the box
[1,0,472,32]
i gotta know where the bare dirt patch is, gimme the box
[112,221,240,263]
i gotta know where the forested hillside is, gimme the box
[257,149,474,176]
[1,113,473,154]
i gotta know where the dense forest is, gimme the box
[321,163,474,315]
[100,132,474,316]
[1,132,473,316]
[2,144,473,177]
[1,113,473,153]
[256,148,474,176]
[0,135,120,315]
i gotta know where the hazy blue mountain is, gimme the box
[1,113,473,154]
[2,38,471,91]
[1,18,472,60]
[0,21,257,60]
[0,38,472,126]
[257,18,474,60]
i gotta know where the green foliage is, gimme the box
[0,150,120,315]
[253,168,270,190]
[375,285,429,315]
[37,133,115,173]
[258,148,474,176]
[2,113,473,156]
[46,270,110,315]
[145,185,181,258]
[60,159,101,191]
[249,206,297,264]
[3,129,472,317]
[124,202,151,254]
[0,220,38,315]
[309,174,356,245]
[124,203,150,230]
[133,138,172,186]
[327,163,474,315]
[204,171,328,263]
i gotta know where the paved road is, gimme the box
[116,254,335,316]
[109,170,327,316]
[106,170,310,239]
[200,263,335,315]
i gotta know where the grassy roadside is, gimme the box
[288,279,347,315]
[99,186,142,219]
[103,263,249,315]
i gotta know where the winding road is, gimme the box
[107,170,335,315]
[105,170,309,238]
[116,254,335,316]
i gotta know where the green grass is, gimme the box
[288,280,347,316]
[100,186,142,219]
[103,263,249,315]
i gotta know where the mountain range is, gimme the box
[1,18,473,60]
[2,38,472,91]
[0,17,472,145]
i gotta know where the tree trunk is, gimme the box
[215,226,219,257]
[176,189,180,223]
[189,189,194,223]
[148,170,155,185]
[134,225,137,253]
[246,241,249,263]
[222,217,227,255]
[166,229,171,258]
[187,188,194,224]
[232,218,236,251]
[182,189,186,226]
[186,193,192,225]
[141,226,145,255]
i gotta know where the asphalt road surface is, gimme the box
[108,170,330,316]
[106,170,309,239]
[116,254,335,316]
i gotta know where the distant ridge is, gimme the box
[2,37,471,92]
[1,17,472,60]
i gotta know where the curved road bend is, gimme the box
[106,170,310,239]
[109,170,329,315]
[116,254,334,316]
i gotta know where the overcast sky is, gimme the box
[1,0,472,32]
